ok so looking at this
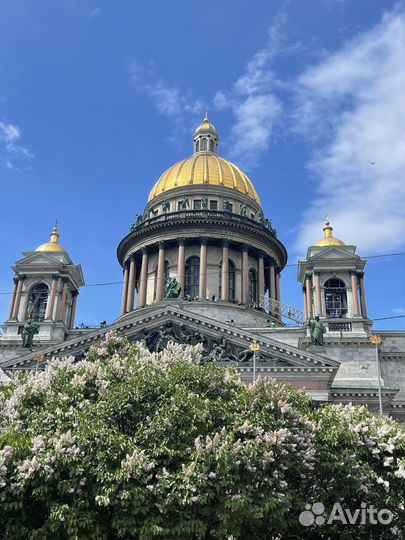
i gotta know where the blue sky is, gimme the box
[0,0,404,330]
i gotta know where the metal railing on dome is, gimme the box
[259,295,305,326]
[131,210,277,236]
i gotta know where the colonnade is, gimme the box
[302,270,367,320]
[8,273,78,328]
[120,239,282,316]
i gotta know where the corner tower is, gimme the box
[117,116,287,326]
[298,221,370,336]
[0,223,85,354]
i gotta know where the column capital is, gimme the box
[158,241,165,250]
[242,244,249,253]
[19,274,26,281]
[177,237,186,246]
[257,250,265,259]
[52,273,60,280]
[305,272,313,280]
[141,246,149,255]
[357,271,364,279]
[313,270,321,276]
[200,237,208,246]
[348,269,357,276]
[222,239,229,248]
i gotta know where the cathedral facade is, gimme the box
[1,116,404,420]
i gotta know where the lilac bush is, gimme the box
[0,332,404,539]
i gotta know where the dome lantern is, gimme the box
[193,112,219,154]
[35,221,67,253]
[315,220,345,247]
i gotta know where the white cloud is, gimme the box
[0,120,33,169]
[129,62,204,133]
[293,8,405,255]
[212,3,294,169]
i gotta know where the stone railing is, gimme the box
[131,210,277,236]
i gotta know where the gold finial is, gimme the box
[50,220,60,244]
[323,219,333,239]
[204,111,209,123]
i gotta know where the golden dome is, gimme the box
[35,223,66,253]
[315,220,345,247]
[148,153,261,204]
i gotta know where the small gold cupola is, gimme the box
[193,112,219,154]
[316,220,345,247]
[35,221,67,253]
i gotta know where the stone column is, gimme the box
[57,281,69,323]
[241,245,249,305]
[269,265,276,300]
[199,238,208,299]
[303,287,307,320]
[177,239,185,299]
[156,242,166,301]
[358,272,368,318]
[45,275,59,320]
[52,277,62,320]
[314,270,323,316]
[120,263,129,316]
[126,257,137,312]
[11,275,25,320]
[305,273,313,319]
[275,272,281,318]
[350,270,360,316]
[138,249,149,307]
[8,278,18,320]
[69,292,78,328]
[258,253,265,300]
[221,240,229,301]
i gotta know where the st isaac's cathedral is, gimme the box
[1,116,404,421]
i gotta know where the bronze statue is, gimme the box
[164,277,181,299]
[179,197,189,210]
[162,201,170,213]
[201,196,208,209]
[240,203,247,217]
[21,319,39,351]
[309,316,326,346]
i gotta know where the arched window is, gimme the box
[209,139,214,152]
[248,269,257,305]
[201,138,208,151]
[196,140,200,152]
[324,278,347,318]
[185,257,200,298]
[27,283,49,322]
[218,260,236,301]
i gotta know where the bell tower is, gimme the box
[298,221,370,336]
[0,223,84,352]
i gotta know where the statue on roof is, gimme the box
[21,319,39,351]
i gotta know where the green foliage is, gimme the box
[0,333,404,539]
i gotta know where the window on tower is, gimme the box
[218,260,236,301]
[209,139,214,151]
[185,256,200,299]
[248,269,257,305]
[27,283,49,322]
[210,200,218,210]
[201,138,208,151]
[193,199,202,210]
[324,278,347,318]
